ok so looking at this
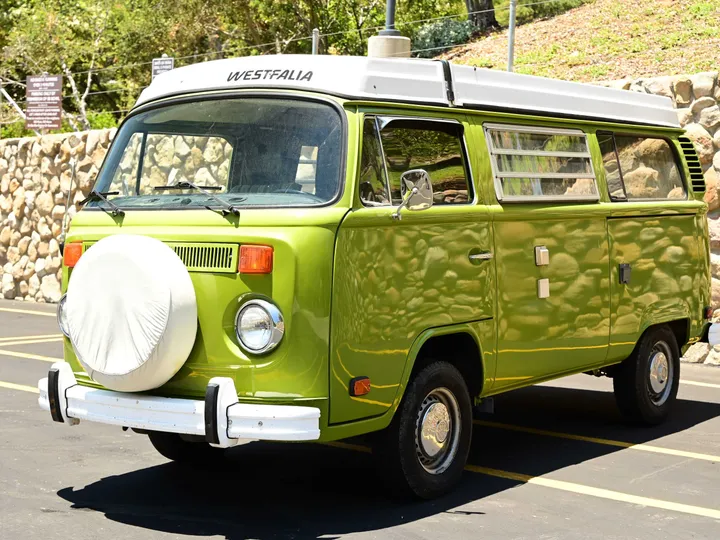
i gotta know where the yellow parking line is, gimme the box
[0,334,62,343]
[682,380,720,390]
[474,420,720,463]
[320,441,720,520]
[0,349,62,363]
[0,380,39,394]
[0,337,64,347]
[0,307,55,317]
[467,465,720,520]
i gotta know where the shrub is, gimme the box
[413,19,475,58]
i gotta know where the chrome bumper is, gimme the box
[38,362,321,447]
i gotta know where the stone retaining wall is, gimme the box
[0,129,116,302]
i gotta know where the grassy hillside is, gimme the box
[445,0,720,81]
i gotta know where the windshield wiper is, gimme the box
[79,190,125,217]
[154,181,240,216]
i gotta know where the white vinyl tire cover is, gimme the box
[66,234,197,392]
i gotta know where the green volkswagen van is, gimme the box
[39,55,711,499]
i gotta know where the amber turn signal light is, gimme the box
[63,242,83,268]
[349,376,371,397]
[239,245,273,274]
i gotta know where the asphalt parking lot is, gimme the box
[1,298,720,539]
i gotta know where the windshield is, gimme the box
[90,97,344,210]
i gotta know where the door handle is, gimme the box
[469,252,493,262]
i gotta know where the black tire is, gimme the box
[374,361,473,499]
[613,325,680,425]
[147,431,225,464]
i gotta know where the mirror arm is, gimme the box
[391,187,419,221]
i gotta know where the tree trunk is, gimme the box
[465,0,499,32]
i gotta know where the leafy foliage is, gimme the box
[413,19,475,58]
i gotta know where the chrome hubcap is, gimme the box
[648,342,674,406]
[415,388,461,475]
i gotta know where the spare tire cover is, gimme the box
[66,234,197,392]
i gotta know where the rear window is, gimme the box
[598,133,686,201]
[484,123,598,202]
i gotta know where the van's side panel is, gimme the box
[606,205,706,360]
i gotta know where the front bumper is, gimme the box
[38,362,321,447]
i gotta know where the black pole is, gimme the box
[379,0,401,36]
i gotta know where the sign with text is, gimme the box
[152,57,175,80]
[26,74,63,131]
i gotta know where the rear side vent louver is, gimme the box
[678,136,706,194]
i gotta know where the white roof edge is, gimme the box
[135,55,679,129]
[450,65,679,128]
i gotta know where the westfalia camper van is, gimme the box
[40,55,712,499]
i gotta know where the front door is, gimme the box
[483,123,611,390]
[329,113,495,424]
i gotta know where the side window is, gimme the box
[485,124,598,201]
[378,119,471,205]
[359,118,390,206]
[599,133,685,200]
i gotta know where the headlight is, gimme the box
[235,299,284,354]
[57,294,70,337]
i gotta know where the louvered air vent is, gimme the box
[82,242,239,273]
[678,136,706,193]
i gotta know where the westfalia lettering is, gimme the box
[227,69,313,82]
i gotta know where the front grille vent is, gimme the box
[170,243,238,273]
[678,136,706,193]
[82,241,239,273]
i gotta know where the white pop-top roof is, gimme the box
[137,55,679,128]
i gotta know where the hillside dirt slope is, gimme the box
[444,0,720,82]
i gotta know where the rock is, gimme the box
[713,277,720,307]
[153,137,175,169]
[45,256,61,274]
[672,77,693,106]
[85,130,101,155]
[17,280,28,296]
[203,138,224,164]
[40,275,61,302]
[698,105,720,131]
[691,72,716,98]
[27,241,37,262]
[704,168,720,211]
[676,108,693,127]
[623,166,659,198]
[51,205,66,220]
[711,253,720,279]
[684,123,715,164]
[9,230,20,247]
[35,191,54,216]
[0,227,10,245]
[644,76,673,98]
[37,241,49,258]
[1,272,15,299]
[27,274,39,297]
[48,238,59,256]
[682,342,710,363]
[40,138,60,155]
[17,236,30,255]
[691,97,716,115]
[714,129,720,151]
[705,345,720,366]
[34,257,46,277]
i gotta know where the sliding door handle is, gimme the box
[469,252,493,262]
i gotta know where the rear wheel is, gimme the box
[374,361,472,499]
[148,431,225,464]
[613,326,680,425]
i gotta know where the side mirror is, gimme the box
[391,169,433,220]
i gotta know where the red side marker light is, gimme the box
[63,242,83,268]
[349,376,371,397]
[239,245,273,274]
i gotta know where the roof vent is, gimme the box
[678,136,705,193]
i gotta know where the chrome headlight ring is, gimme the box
[234,298,284,354]
[57,294,70,338]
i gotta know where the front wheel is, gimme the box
[374,361,472,499]
[613,326,680,425]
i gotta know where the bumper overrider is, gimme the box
[38,363,321,447]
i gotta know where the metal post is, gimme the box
[379,0,400,36]
[312,28,320,55]
[507,0,517,72]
